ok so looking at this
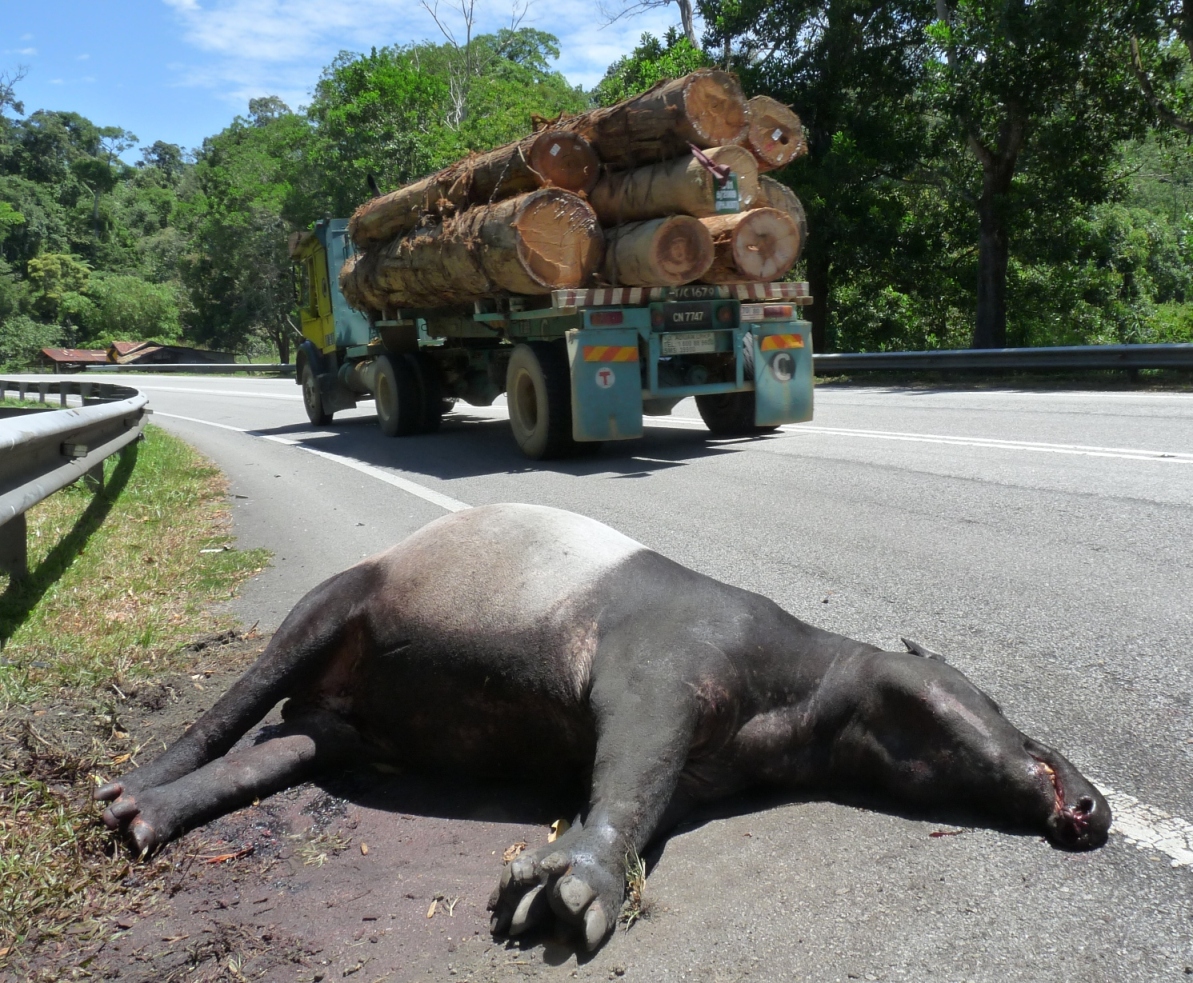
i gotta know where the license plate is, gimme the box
[664,301,715,327]
[662,332,716,355]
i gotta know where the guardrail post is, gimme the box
[0,515,28,580]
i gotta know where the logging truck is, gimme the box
[290,216,814,460]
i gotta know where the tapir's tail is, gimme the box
[96,560,382,800]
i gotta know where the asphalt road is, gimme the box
[101,375,1193,980]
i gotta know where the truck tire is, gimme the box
[374,354,421,437]
[506,341,578,460]
[695,391,779,437]
[301,364,332,426]
[407,352,443,434]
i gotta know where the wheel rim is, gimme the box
[376,373,393,420]
[302,372,320,416]
[512,369,539,436]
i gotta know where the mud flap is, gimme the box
[752,320,814,427]
[566,329,644,442]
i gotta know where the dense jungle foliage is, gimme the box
[1,2,1191,367]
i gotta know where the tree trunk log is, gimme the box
[698,208,800,284]
[341,189,603,311]
[589,146,760,224]
[755,175,807,262]
[603,216,715,287]
[348,130,600,250]
[549,71,748,168]
[737,96,807,173]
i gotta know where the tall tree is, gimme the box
[700,0,934,352]
[929,0,1145,347]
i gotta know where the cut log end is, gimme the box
[527,131,600,196]
[757,176,808,255]
[604,215,714,287]
[684,72,749,146]
[743,96,807,172]
[511,189,604,292]
[699,208,800,284]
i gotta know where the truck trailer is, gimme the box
[290,218,814,460]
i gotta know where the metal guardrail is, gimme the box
[85,362,294,374]
[814,343,1193,373]
[0,377,149,578]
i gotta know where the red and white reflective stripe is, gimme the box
[728,282,813,303]
[551,282,813,309]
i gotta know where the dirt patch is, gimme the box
[1,629,589,983]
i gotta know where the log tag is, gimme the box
[550,143,561,156]
[715,175,741,214]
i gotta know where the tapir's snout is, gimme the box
[1027,743,1111,851]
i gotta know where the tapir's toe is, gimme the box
[488,827,623,951]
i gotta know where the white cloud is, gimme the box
[49,78,63,85]
[20,33,34,41]
[159,0,691,107]
[77,53,90,61]
[17,47,38,56]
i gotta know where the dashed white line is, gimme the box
[134,385,303,401]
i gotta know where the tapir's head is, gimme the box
[827,642,1110,850]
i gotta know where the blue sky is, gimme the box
[4,0,683,155]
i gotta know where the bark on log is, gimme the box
[348,130,599,250]
[589,146,760,225]
[756,175,807,260]
[698,208,800,284]
[549,71,748,168]
[341,189,603,311]
[737,96,807,173]
[603,216,715,287]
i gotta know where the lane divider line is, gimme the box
[779,424,1193,463]
[134,385,304,401]
[154,412,471,513]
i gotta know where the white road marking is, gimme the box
[783,425,1193,463]
[154,412,471,512]
[154,410,1192,874]
[1096,782,1193,868]
[134,385,303,401]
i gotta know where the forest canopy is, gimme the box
[1,5,1191,368]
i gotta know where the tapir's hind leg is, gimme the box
[105,710,361,855]
[95,563,380,830]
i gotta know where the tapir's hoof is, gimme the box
[488,825,622,952]
[94,781,124,802]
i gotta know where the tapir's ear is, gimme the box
[902,637,946,663]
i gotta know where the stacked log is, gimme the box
[698,208,801,284]
[338,72,811,314]
[737,97,807,173]
[590,146,761,224]
[342,189,602,311]
[349,130,600,250]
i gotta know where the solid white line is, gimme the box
[154,412,471,512]
[135,385,303,401]
[784,424,1193,463]
[1096,782,1193,868]
[259,435,471,512]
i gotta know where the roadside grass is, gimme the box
[0,424,268,961]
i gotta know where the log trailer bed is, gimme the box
[292,217,813,460]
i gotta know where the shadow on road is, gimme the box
[248,407,781,484]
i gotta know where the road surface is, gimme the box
[91,376,1193,980]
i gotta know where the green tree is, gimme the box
[928,0,1146,347]
[0,313,61,370]
[593,29,710,106]
[76,273,182,345]
[26,252,90,320]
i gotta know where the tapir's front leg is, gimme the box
[488,650,701,951]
